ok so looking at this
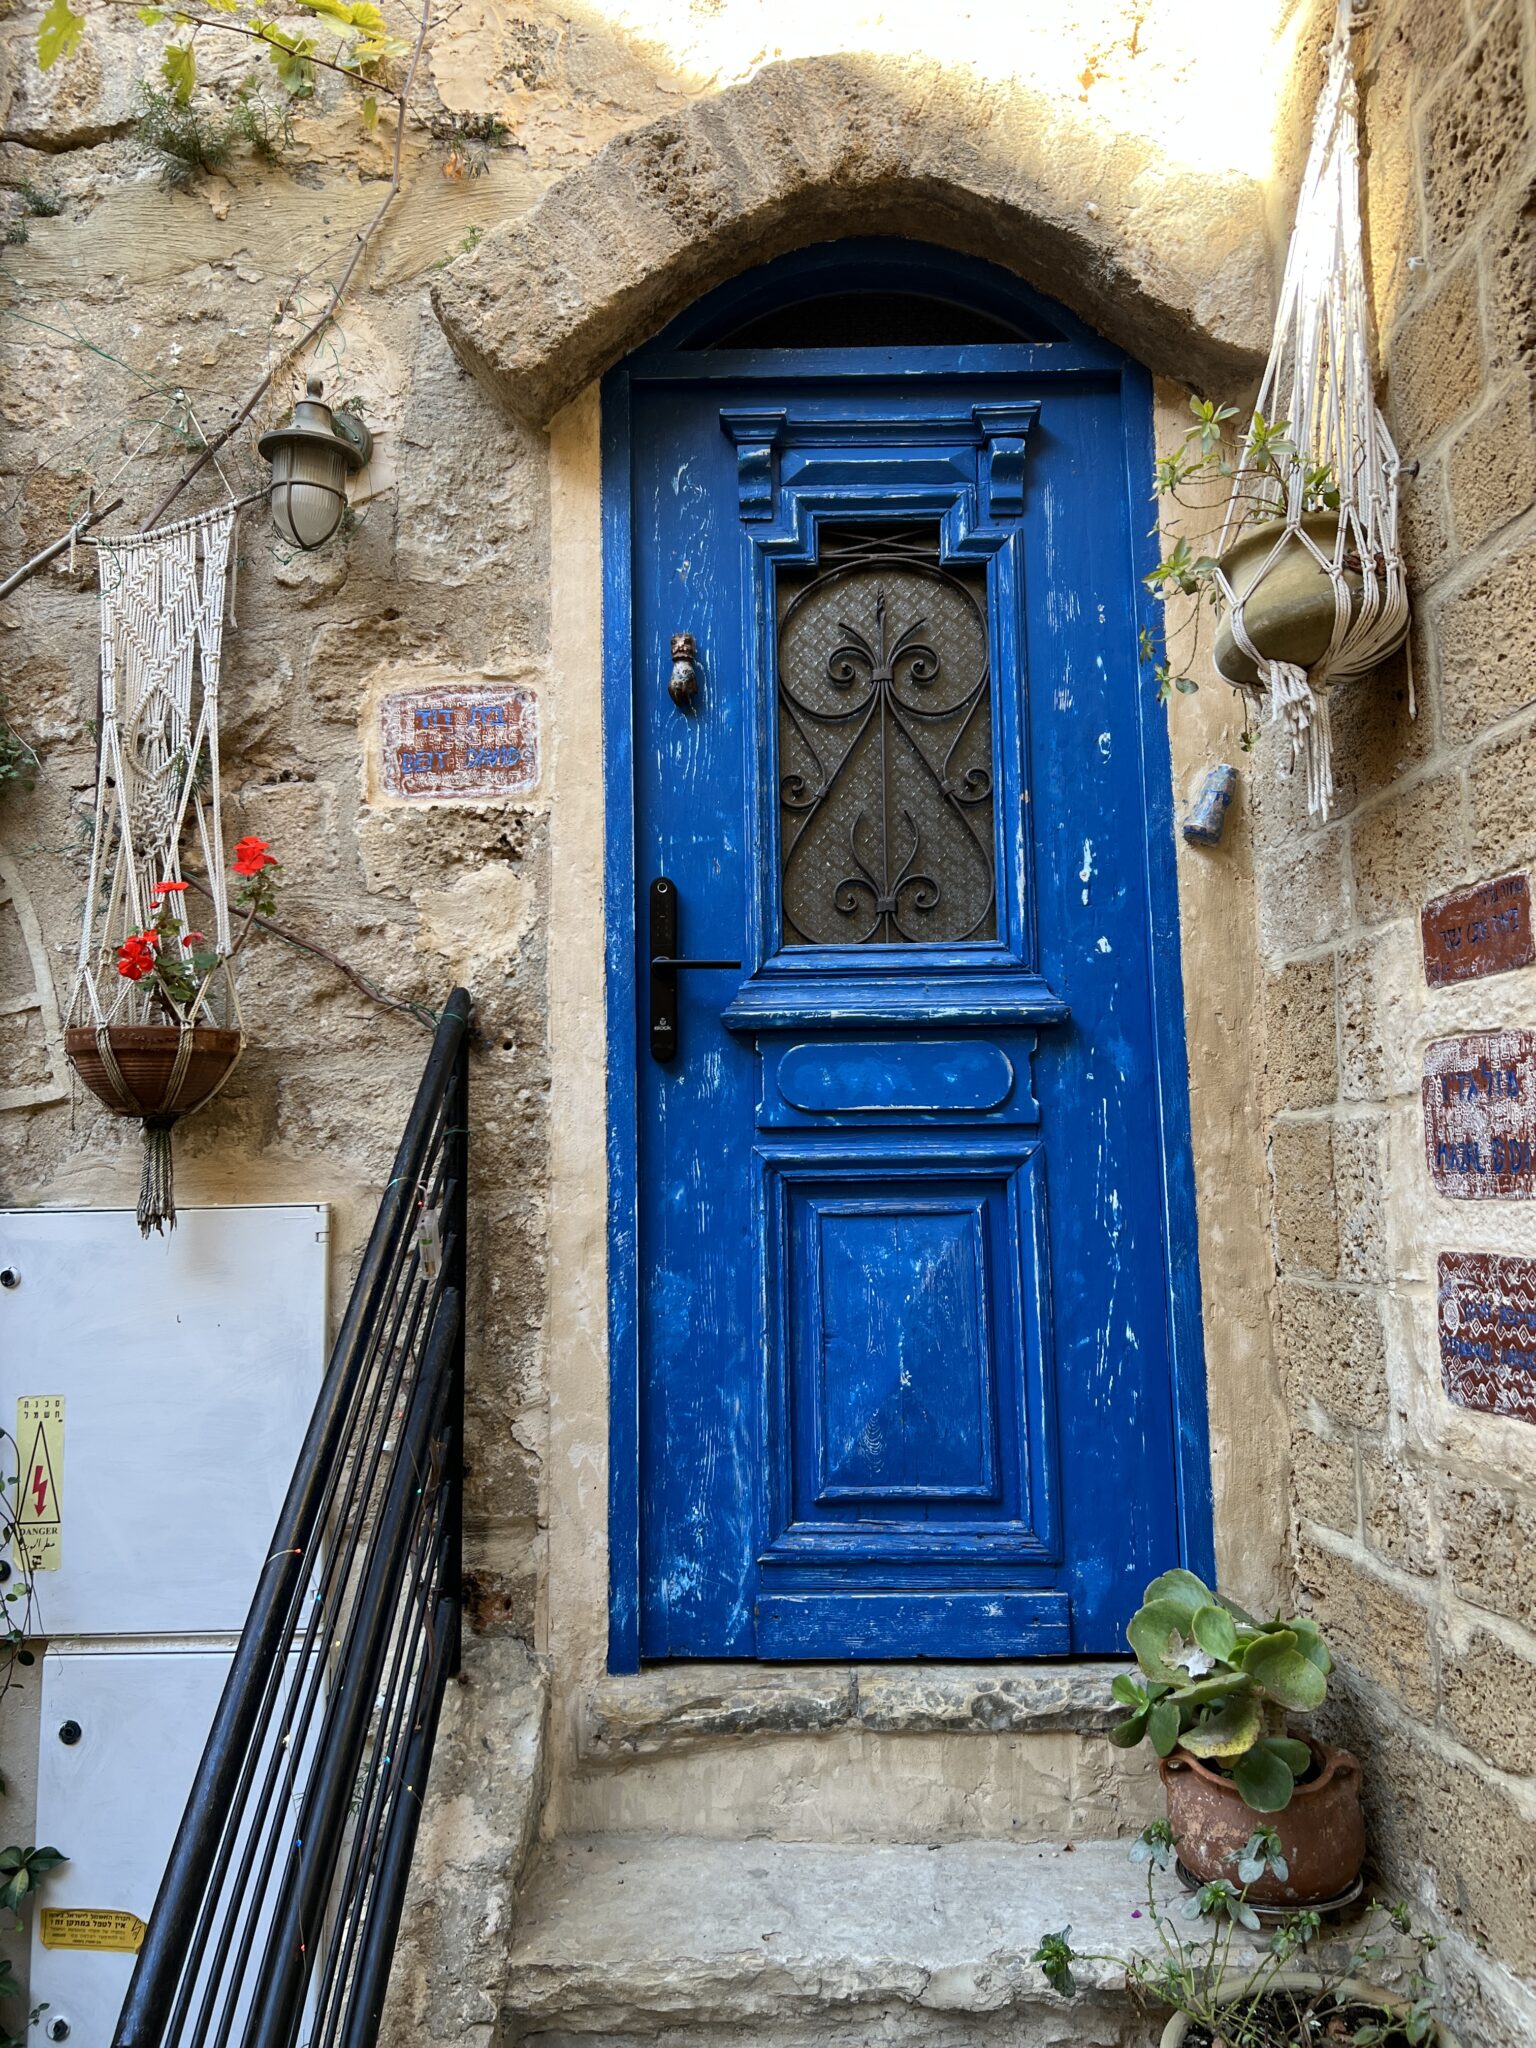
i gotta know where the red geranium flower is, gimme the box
[233,836,277,877]
[152,879,189,898]
[116,931,158,981]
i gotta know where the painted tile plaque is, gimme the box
[1438,1250,1536,1424]
[1423,1029,1536,1198]
[380,682,539,800]
[1422,872,1533,987]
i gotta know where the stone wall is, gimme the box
[1252,1,1536,2038]
[5,0,1536,2038]
[0,0,1303,1672]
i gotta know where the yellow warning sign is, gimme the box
[39,1908,146,1953]
[14,1394,63,1574]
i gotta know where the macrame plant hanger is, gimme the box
[1212,1,1409,819]
[66,504,243,1236]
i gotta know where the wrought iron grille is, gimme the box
[113,991,471,2048]
[776,524,996,947]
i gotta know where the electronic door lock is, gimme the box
[648,878,739,1063]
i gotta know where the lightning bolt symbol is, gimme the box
[30,1465,47,1519]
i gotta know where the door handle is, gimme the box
[649,877,740,1063]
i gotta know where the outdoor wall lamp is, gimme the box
[257,376,373,551]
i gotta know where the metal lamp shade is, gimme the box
[266,434,351,551]
[257,376,370,552]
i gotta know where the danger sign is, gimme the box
[14,1394,63,1573]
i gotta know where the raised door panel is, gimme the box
[760,1146,1059,1589]
[808,1193,999,1503]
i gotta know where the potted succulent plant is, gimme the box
[1032,1827,1453,2047]
[1110,1569,1363,1908]
[1144,400,1358,706]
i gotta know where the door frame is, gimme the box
[601,240,1215,1672]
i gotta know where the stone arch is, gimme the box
[431,54,1274,429]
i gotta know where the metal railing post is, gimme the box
[113,990,473,2048]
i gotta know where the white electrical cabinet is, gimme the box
[1,1206,328,1636]
[0,1206,328,2044]
[31,1644,318,2046]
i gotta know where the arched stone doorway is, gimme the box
[431,54,1272,427]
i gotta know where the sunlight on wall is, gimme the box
[587,0,1301,182]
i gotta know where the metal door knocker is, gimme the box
[668,632,700,709]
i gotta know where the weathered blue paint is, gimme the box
[604,242,1213,1669]
[774,1039,1019,1117]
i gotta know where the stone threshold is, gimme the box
[578,1660,1131,1761]
[503,1833,1308,2045]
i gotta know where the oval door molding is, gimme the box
[777,1039,1015,1115]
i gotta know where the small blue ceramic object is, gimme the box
[1183,763,1238,846]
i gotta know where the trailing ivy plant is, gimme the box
[1141,396,1340,707]
[37,0,409,131]
[1031,1825,1441,2048]
[1109,1568,1333,1813]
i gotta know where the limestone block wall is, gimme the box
[0,3,1305,1652]
[1250,1,1536,2037]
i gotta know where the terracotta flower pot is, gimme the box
[1212,512,1363,691]
[1158,1974,1456,2048]
[65,1024,243,1119]
[1160,1736,1365,1907]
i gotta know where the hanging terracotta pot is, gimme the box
[66,1024,242,1117]
[65,1024,243,1235]
[1161,1736,1365,1908]
[1212,513,1363,691]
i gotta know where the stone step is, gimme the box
[504,1833,1194,2047]
[555,1663,1161,1842]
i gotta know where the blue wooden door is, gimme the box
[606,248,1211,1665]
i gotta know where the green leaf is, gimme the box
[1163,1671,1244,1708]
[1232,1745,1296,1812]
[1147,1699,1182,1757]
[1126,1598,1189,1679]
[1255,1735,1313,1778]
[1179,1692,1263,1760]
[360,93,378,128]
[162,41,197,104]
[1110,1673,1142,1707]
[1191,1604,1238,1663]
[1108,1710,1150,1749]
[1141,1569,1212,1626]
[36,0,86,69]
[1242,1631,1328,1713]
[1030,1929,1077,2000]
[137,7,168,20]
[1289,1617,1334,1675]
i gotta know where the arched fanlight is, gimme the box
[257,376,373,551]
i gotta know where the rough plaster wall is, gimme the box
[0,0,1462,2027]
[1251,0,1536,2038]
[0,0,1303,1654]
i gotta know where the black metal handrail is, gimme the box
[115,990,472,2048]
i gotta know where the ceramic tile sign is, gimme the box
[1422,872,1533,987]
[1438,1250,1536,1425]
[1423,1029,1536,1198]
[380,682,539,800]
